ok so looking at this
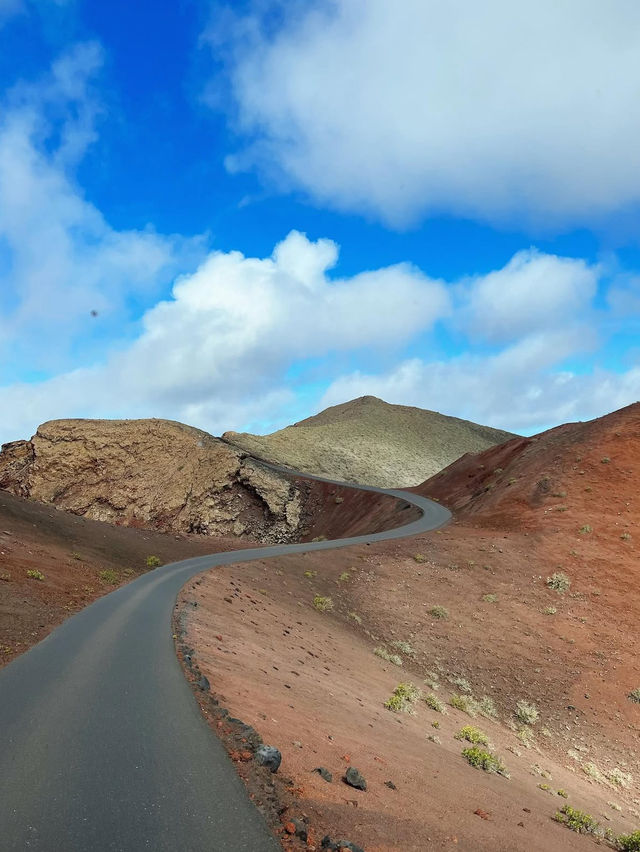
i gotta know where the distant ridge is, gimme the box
[223,395,515,487]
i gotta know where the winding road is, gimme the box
[0,468,450,851]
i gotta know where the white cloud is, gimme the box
[319,334,639,437]
[214,0,640,227]
[0,230,450,443]
[459,250,599,343]
[0,43,200,378]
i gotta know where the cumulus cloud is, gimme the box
[212,0,640,227]
[0,43,200,380]
[319,334,640,437]
[0,230,450,443]
[459,250,598,343]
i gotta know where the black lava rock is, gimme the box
[344,767,367,791]
[384,780,397,790]
[255,745,281,773]
[197,675,210,692]
[292,819,308,841]
[313,767,333,782]
[321,837,365,852]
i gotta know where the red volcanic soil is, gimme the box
[179,404,640,851]
[0,489,242,667]
[0,472,416,667]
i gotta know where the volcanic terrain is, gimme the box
[223,395,515,487]
[180,402,640,851]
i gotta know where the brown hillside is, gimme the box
[223,395,515,487]
[181,403,640,851]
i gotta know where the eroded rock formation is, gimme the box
[0,419,304,542]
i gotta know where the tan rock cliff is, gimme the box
[0,419,304,542]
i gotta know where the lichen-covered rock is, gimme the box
[0,419,305,542]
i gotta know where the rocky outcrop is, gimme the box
[0,419,306,542]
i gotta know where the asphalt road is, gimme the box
[0,469,450,851]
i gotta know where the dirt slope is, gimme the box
[182,402,640,851]
[223,395,515,487]
[0,487,234,669]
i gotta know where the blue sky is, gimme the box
[0,0,639,444]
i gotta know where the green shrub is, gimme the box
[424,693,447,713]
[628,688,640,704]
[374,647,403,666]
[553,805,599,835]
[455,725,489,745]
[385,682,421,713]
[413,553,427,563]
[461,746,508,777]
[478,696,498,718]
[26,569,44,581]
[450,693,480,717]
[338,571,350,581]
[303,570,316,578]
[429,605,449,619]
[546,572,570,593]
[515,699,539,725]
[482,593,498,603]
[578,525,592,535]
[313,595,333,612]
[98,569,119,585]
[146,555,161,568]
[618,831,640,851]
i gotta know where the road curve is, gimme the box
[0,467,450,851]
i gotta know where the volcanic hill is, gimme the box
[182,402,640,850]
[223,395,515,487]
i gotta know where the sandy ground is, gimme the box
[181,403,640,850]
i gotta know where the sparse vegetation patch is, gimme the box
[628,688,640,704]
[515,700,539,725]
[553,805,600,835]
[313,595,333,612]
[546,572,570,593]
[455,725,489,745]
[461,746,508,777]
[98,569,119,585]
[146,555,161,568]
[26,569,45,581]
[450,694,480,717]
[385,682,421,713]
[429,605,449,619]
[374,647,403,666]
[618,831,640,851]
[424,693,447,714]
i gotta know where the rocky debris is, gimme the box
[0,419,305,542]
[343,767,367,791]
[384,780,397,790]
[197,675,210,692]
[255,745,282,773]
[284,818,308,841]
[321,837,365,852]
[313,767,333,782]
[224,394,515,487]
